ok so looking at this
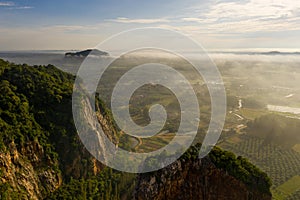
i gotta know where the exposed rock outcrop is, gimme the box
[0,141,61,199]
[135,154,272,200]
[0,59,117,199]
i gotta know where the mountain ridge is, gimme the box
[0,59,271,199]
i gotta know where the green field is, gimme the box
[292,144,300,154]
[272,176,300,200]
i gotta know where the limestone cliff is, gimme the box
[0,141,61,199]
[135,146,272,200]
[0,90,115,199]
[0,59,117,199]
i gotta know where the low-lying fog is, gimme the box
[1,50,300,110]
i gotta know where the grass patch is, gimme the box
[275,175,300,197]
[292,144,300,154]
[238,108,268,120]
[226,136,242,144]
[272,189,287,200]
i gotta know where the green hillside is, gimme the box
[0,59,271,199]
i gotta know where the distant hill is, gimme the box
[246,114,300,148]
[65,49,109,58]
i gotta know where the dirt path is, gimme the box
[134,137,143,151]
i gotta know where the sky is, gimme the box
[0,0,300,50]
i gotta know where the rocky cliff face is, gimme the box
[135,151,272,200]
[0,59,118,199]
[0,141,61,199]
[0,94,115,199]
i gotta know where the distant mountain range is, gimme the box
[209,50,300,55]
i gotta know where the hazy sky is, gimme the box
[0,0,300,50]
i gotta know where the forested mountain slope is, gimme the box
[0,59,271,199]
